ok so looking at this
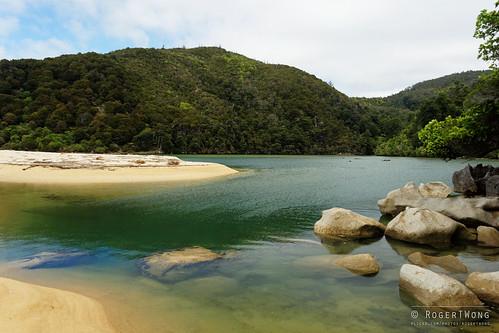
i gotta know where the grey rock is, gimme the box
[378,182,499,228]
[385,207,473,248]
[399,264,482,308]
[314,208,385,240]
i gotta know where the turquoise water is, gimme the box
[0,156,498,332]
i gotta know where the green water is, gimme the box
[0,156,498,333]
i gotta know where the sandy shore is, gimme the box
[0,150,237,184]
[0,277,115,333]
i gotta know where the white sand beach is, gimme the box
[0,150,237,184]
[0,277,115,333]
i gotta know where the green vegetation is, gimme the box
[0,47,394,155]
[0,3,496,157]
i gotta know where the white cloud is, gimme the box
[3,0,494,95]
[0,17,19,37]
[10,38,74,60]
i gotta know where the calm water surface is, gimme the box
[0,156,498,333]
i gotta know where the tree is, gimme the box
[475,1,499,68]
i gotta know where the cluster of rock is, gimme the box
[312,164,499,309]
[453,164,499,197]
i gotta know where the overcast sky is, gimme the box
[0,0,493,96]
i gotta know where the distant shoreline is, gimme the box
[0,150,238,185]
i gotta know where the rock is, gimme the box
[477,226,499,247]
[138,247,223,282]
[314,208,385,240]
[453,164,499,196]
[465,271,499,305]
[378,182,424,216]
[13,251,90,269]
[399,264,482,308]
[385,207,473,248]
[486,175,499,197]
[407,252,467,273]
[378,182,499,228]
[378,181,452,216]
[452,165,477,195]
[418,182,452,198]
[334,253,380,276]
[419,196,499,229]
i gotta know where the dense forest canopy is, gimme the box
[0,2,497,157]
[0,47,400,155]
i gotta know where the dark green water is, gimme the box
[0,156,498,332]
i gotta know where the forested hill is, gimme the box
[379,70,489,110]
[0,47,385,154]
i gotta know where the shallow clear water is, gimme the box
[0,156,498,332]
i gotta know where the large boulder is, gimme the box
[138,247,223,282]
[399,264,482,308]
[407,252,467,273]
[378,182,499,228]
[334,253,380,276]
[465,271,499,305]
[477,226,499,247]
[385,207,474,248]
[378,181,451,215]
[453,164,499,196]
[314,208,385,240]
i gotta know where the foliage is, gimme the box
[374,131,416,157]
[475,1,499,68]
[0,47,397,155]
[418,70,499,157]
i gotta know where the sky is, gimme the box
[0,0,493,97]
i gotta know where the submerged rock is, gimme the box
[378,182,499,228]
[399,264,482,308]
[477,226,499,248]
[314,208,385,240]
[385,207,474,248]
[453,164,499,196]
[334,253,380,276]
[407,252,467,273]
[465,271,499,305]
[138,247,223,282]
[14,251,90,269]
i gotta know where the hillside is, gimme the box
[0,47,384,155]
[359,70,497,158]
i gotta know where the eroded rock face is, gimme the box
[407,252,467,273]
[477,226,499,247]
[139,247,223,282]
[378,182,499,228]
[334,253,380,276]
[453,164,499,196]
[385,207,473,248]
[314,208,385,240]
[399,264,482,308]
[465,271,499,305]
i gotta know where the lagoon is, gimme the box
[0,155,498,332]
